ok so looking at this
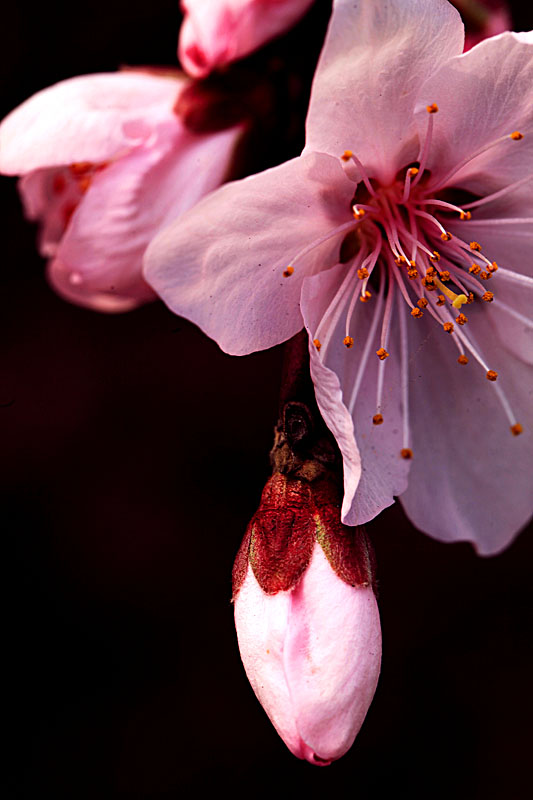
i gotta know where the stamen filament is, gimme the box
[462,173,533,210]
[428,133,525,193]
[348,273,386,414]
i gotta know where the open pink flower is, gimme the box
[178,0,315,78]
[0,71,242,312]
[233,473,381,765]
[145,0,533,555]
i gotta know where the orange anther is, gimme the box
[443,322,454,334]
[343,336,354,349]
[510,131,523,140]
[400,448,413,459]
[486,370,498,381]
[376,348,389,361]
[426,103,439,114]
[411,308,424,319]
[469,241,482,251]
[482,291,494,302]
[457,355,469,365]
[510,423,523,436]
[373,414,384,426]
[313,339,321,351]
[283,266,294,277]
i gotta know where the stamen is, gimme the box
[411,104,437,187]
[462,173,533,210]
[443,322,454,334]
[341,150,353,161]
[313,339,321,351]
[348,276,386,414]
[397,292,411,455]
[428,131,525,193]
[373,414,384,425]
[376,347,389,360]
[283,266,294,277]
[458,354,469,365]
[511,423,523,436]
[282,218,363,275]
[486,370,498,381]
[400,448,413,460]
[344,336,354,348]
[348,152,378,197]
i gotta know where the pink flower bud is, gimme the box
[233,473,381,765]
[178,0,315,78]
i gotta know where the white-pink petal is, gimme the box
[400,306,533,554]
[304,0,464,182]
[144,152,355,355]
[415,32,533,192]
[301,261,410,526]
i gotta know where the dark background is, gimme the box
[2,2,532,797]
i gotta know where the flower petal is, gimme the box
[283,543,381,761]
[234,564,309,760]
[50,120,242,312]
[400,304,533,554]
[178,0,314,78]
[144,152,355,355]
[304,0,464,182]
[301,261,410,526]
[0,72,184,174]
[415,32,533,191]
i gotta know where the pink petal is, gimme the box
[400,303,533,555]
[301,261,410,526]
[143,152,355,355]
[284,543,381,762]
[50,120,242,312]
[0,72,184,174]
[304,0,464,182]
[178,0,314,78]
[18,168,84,257]
[233,563,309,761]
[415,32,533,191]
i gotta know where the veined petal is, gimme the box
[301,262,410,527]
[0,72,184,174]
[400,304,533,555]
[51,121,242,312]
[304,0,464,182]
[144,152,355,355]
[415,32,533,191]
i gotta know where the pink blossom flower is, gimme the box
[178,0,315,78]
[0,71,242,312]
[145,0,533,555]
[233,473,381,764]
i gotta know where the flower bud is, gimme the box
[233,473,381,765]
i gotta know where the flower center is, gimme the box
[283,106,530,453]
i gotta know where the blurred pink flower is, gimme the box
[145,0,533,554]
[0,71,242,312]
[178,0,315,77]
[233,473,381,765]
[453,0,511,50]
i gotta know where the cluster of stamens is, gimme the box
[282,104,528,455]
